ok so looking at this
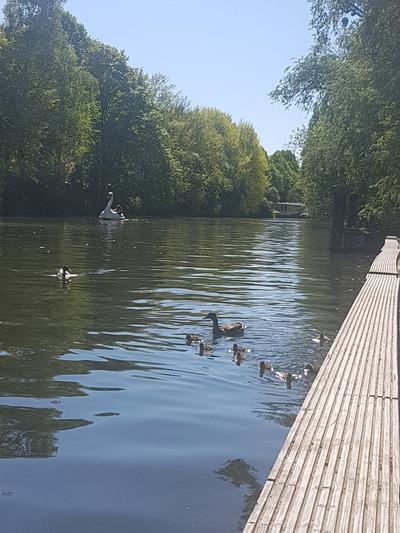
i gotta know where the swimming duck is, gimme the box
[204,312,246,338]
[232,343,247,355]
[275,371,296,388]
[312,332,330,345]
[304,363,319,375]
[186,334,202,345]
[259,361,273,377]
[235,352,246,366]
[57,266,71,280]
[199,342,214,356]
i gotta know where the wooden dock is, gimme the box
[244,237,400,533]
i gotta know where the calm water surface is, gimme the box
[0,218,373,533]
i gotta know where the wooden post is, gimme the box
[330,185,346,251]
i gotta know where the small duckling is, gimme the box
[235,352,246,366]
[312,332,329,345]
[275,371,296,389]
[199,342,214,356]
[232,343,247,355]
[259,360,273,377]
[304,363,319,376]
[186,334,202,345]
[57,265,71,280]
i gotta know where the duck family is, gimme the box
[185,312,324,387]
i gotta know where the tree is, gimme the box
[269,150,300,202]
[0,0,97,214]
[272,0,400,228]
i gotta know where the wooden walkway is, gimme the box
[244,237,400,533]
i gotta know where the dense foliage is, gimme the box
[272,0,400,228]
[0,0,272,217]
[268,150,301,202]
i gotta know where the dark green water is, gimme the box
[0,218,372,533]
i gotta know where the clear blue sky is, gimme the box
[0,0,312,154]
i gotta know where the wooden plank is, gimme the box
[312,275,387,532]
[246,276,376,531]
[369,238,399,275]
[295,278,378,532]
[244,237,400,533]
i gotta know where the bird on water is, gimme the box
[57,266,71,280]
[185,334,202,345]
[204,312,246,338]
[304,363,319,376]
[199,342,214,356]
[259,361,273,377]
[312,332,329,345]
[232,343,247,355]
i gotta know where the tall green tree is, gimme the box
[0,0,97,214]
[272,0,400,228]
[269,150,300,202]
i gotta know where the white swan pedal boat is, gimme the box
[99,192,126,220]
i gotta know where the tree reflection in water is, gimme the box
[0,405,91,458]
[214,458,262,530]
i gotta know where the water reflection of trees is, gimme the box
[214,459,262,531]
[0,405,91,458]
[296,222,373,328]
[253,400,298,428]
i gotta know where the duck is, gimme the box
[232,343,247,355]
[185,334,202,345]
[234,351,246,366]
[99,192,125,220]
[304,363,319,376]
[259,361,273,377]
[312,332,329,345]
[57,265,71,280]
[199,342,214,356]
[275,371,297,388]
[204,312,246,338]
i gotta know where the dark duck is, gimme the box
[204,312,246,338]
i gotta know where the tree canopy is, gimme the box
[272,0,400,228]
[0,0,271,217]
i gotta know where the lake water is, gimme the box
[0,217,373,533]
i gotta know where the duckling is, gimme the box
[259,360,273,377]
[232,343,247,355]
[57,265,71,280]
[186,334,202,345]
[275,371,296,389]
[199,342,214,356]
[204,312,246,338]
[234,351,247,366]
[312,332,329,345]
[304,363,319,376]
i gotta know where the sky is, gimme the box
[0,0,313,154]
